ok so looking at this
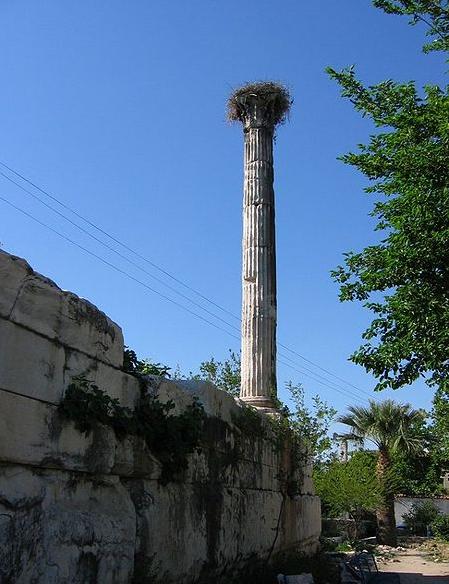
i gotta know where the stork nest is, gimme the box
[227,81,292,126]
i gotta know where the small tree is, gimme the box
[329,1,449,392]
[188,354,336,460]
[339,399,425,545]
[190,350,241,396]
[431,386,449,472]
[403,501,440,535]
[123,347,171,377]
[314,451,381,537]
[432,514,449,541]
[286,382,337,461]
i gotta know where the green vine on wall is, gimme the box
[232,403,305,498]
[59,366,305,491]
[123,347,171,378]
[59,375,205,484]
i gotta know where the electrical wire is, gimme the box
[2,189,381,405]
[0,160,239,321]
[0,161,378,403]
[0,194,242,340]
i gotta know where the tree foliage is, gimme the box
[432,514,449,541]
[329,1,449,391]
[338,399,425,544]
[431,385,449,463]
[403,500,440,534]
[285,382,337,460]
[373,0,449,53]
[188,353,336,459]
[386,388,449,495]
[189,350,241,396]
[314,451,381,524]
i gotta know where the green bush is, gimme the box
[403,501,440,535]
[432,514,449,542]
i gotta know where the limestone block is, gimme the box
[173,378,241,423]
[0,465,136,584]
[8,259,123,367]
[227,457,281,491]
[295,495,321,545]
[0,250,31,318]
[0,391,132,475]
[126,478,208,583]
[129,478,284,583]
[147,377,196,414]
[301,461,315,495]
[0,390,90,470]
[63,349,140,410]
[280,494,321,554]
[113,436,162,479]
[218,487,284,561]
[0,318,65,403]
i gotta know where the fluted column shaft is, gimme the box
[240,125,277,407]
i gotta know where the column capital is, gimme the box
[228,82,291,130]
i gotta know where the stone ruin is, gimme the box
[0,84,320,582]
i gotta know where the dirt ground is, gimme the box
[377,541,449,584]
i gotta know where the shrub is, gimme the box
[432,514,449,542]
[403,501,440,535]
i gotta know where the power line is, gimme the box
[0,170,241,333]
[1,192,377,405]
[278,342,375,398]
[0,161,377,402]
[0,194,241,341]
[277,359,376,403]
[0,160,239,322]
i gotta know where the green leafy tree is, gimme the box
[314,451,381,537]
[389,446,440,496]
[432,514,449,541]
[123,347,171,377]
[286,382,337,460]
[388,413,440,495]
[403,500,440,535]
[427,386,449,491]
[189,350,241,396]
[372,1,449,53]
[431,386,449,464]
[389,387,449,495]
[339,399,425,545]
[329,1,449,391]
[188,354,336,459]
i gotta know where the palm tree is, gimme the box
[338,399,425,546]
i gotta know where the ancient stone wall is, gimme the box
[0,250,320,583]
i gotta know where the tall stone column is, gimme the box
[228,82,291,412]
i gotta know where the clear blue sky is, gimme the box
[0,0,446,418]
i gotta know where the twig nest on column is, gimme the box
[227,81,292,129]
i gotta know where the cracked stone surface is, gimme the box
[0,249,321,583]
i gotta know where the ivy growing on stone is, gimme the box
[59,375,205,484]
[123,346,171,378]
[232,402,306,498]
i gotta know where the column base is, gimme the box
[239,395,279,415]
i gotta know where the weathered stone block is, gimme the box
[6,258,124,367]
[63,349,140,410]
[126,479,208,583]
[0,391,91,470]
[0,251,31,318]
[0,465,136,584]
[0,391,134,475]
[0,318,65,403]
[286,494,321,554]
